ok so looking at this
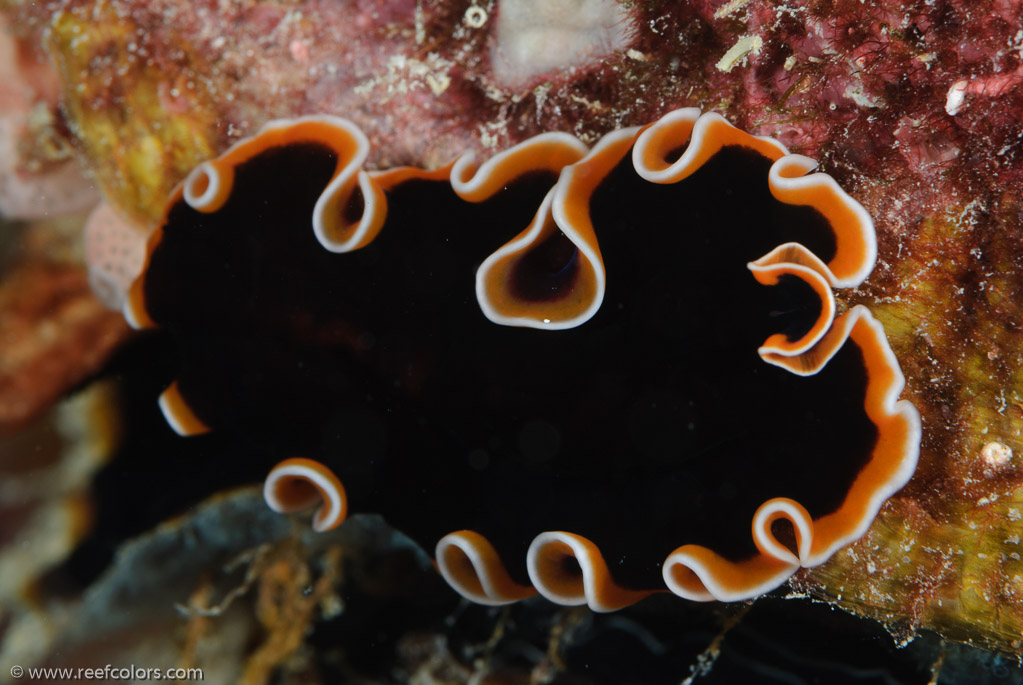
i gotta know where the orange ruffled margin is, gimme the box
[127,108,920,609]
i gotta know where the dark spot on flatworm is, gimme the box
[770,517,800,558]
[343,185,365,225]
[560,553,584,579]
[664,144,689,165]
[509,230,580,302]
[144,139,877,591]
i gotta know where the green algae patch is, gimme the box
[48,6,219,226]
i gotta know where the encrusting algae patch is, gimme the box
[797,191,1023,650]
[47,4,218,225]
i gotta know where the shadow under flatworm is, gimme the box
[144,140,877,591]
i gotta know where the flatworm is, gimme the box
[126,108,921,609]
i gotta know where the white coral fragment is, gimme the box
[715,34,763,73]
[489,0,635,89]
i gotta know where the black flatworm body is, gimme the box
[130,110,920,607]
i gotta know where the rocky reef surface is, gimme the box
[3,0,1023,681]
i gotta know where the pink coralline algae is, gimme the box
[6,0,1019,228]
[0,15,97,220]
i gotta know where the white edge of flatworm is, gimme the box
[753,497,815,565]
[662,498,812,602]
[526,531,651,612]
[749,261,836,359]
[122,292,149,330]
[767,154,877,288]
[544,126,645,329]
[157,390,194,437]
[435,531,535,606]
[307,117,382,253]
[451,132,589,201]
[155,384,209,437]
[264,458,347,532]
[662,306,921,601]
[182,161,225,211]
[661,548,797,603]
[632,109,789,183]
[801,306,921,567]
[475,188,595,329]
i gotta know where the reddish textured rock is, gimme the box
[0,260,129,431]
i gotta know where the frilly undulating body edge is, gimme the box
[127,108,921,609]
